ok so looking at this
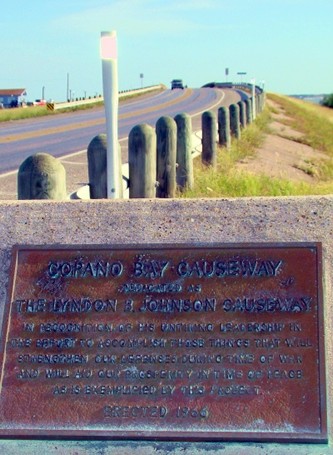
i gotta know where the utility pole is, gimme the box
[66,73,70,101]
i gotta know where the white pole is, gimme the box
[251,78,256,120]
[67,73,70,102]
[100,31,121,199]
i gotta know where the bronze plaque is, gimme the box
[0,244,326,442]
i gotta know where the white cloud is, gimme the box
[169,0,221,10]
[51,0,222,36]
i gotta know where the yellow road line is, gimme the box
[0,90,193,144]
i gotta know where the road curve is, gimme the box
[0,87,246,174]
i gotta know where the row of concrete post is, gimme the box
[17,90,265,200]
[88,113,194,199]
[200,90,265,170]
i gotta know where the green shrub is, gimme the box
[322,93,333,109]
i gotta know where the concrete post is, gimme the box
[245,99,253,124]
[230,103,241,139]
[202,111,217,168]
[238,101,247,128]
[18,153,66,200]
[128,124,156,198]
[87,134,123,199]
[156,116,177,198]
[218,106,231,148]
[174,113,194,191]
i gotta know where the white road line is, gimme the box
[191,90,225,119]
[58,135,128,160]
[0,169,17,178]
[0,89,226,179]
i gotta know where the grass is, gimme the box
[0,88,163,122]
[0,101,105,122]
[181,94,333,198]
[0,105,56,121]
[3,89,332,197]
[268,93,333,153]
[268,93,333,183]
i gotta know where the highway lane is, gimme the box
[0,87,246,174]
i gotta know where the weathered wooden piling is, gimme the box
[156,116,177,198]
[218,106,231,148]
[230,103,241,140]
[87,134,123,199]
[202,111,217,168]
[18,153,66,200]
[128,124,156,198]
[174,113,194,191]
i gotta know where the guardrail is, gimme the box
[47,85,165,111]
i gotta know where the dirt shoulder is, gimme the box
[237,99,328,183]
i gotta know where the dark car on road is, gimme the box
[171,79,184,89]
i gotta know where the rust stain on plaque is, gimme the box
[0,243,327,442]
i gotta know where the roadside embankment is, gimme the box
[183,93,333,198]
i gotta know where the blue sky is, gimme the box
[1,0,332,102]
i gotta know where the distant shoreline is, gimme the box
[289,94,325,104]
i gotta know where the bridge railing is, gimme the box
[47,85,165,111]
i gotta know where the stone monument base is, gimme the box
[0,197,331,454]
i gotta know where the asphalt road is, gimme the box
[0,87,247,199]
